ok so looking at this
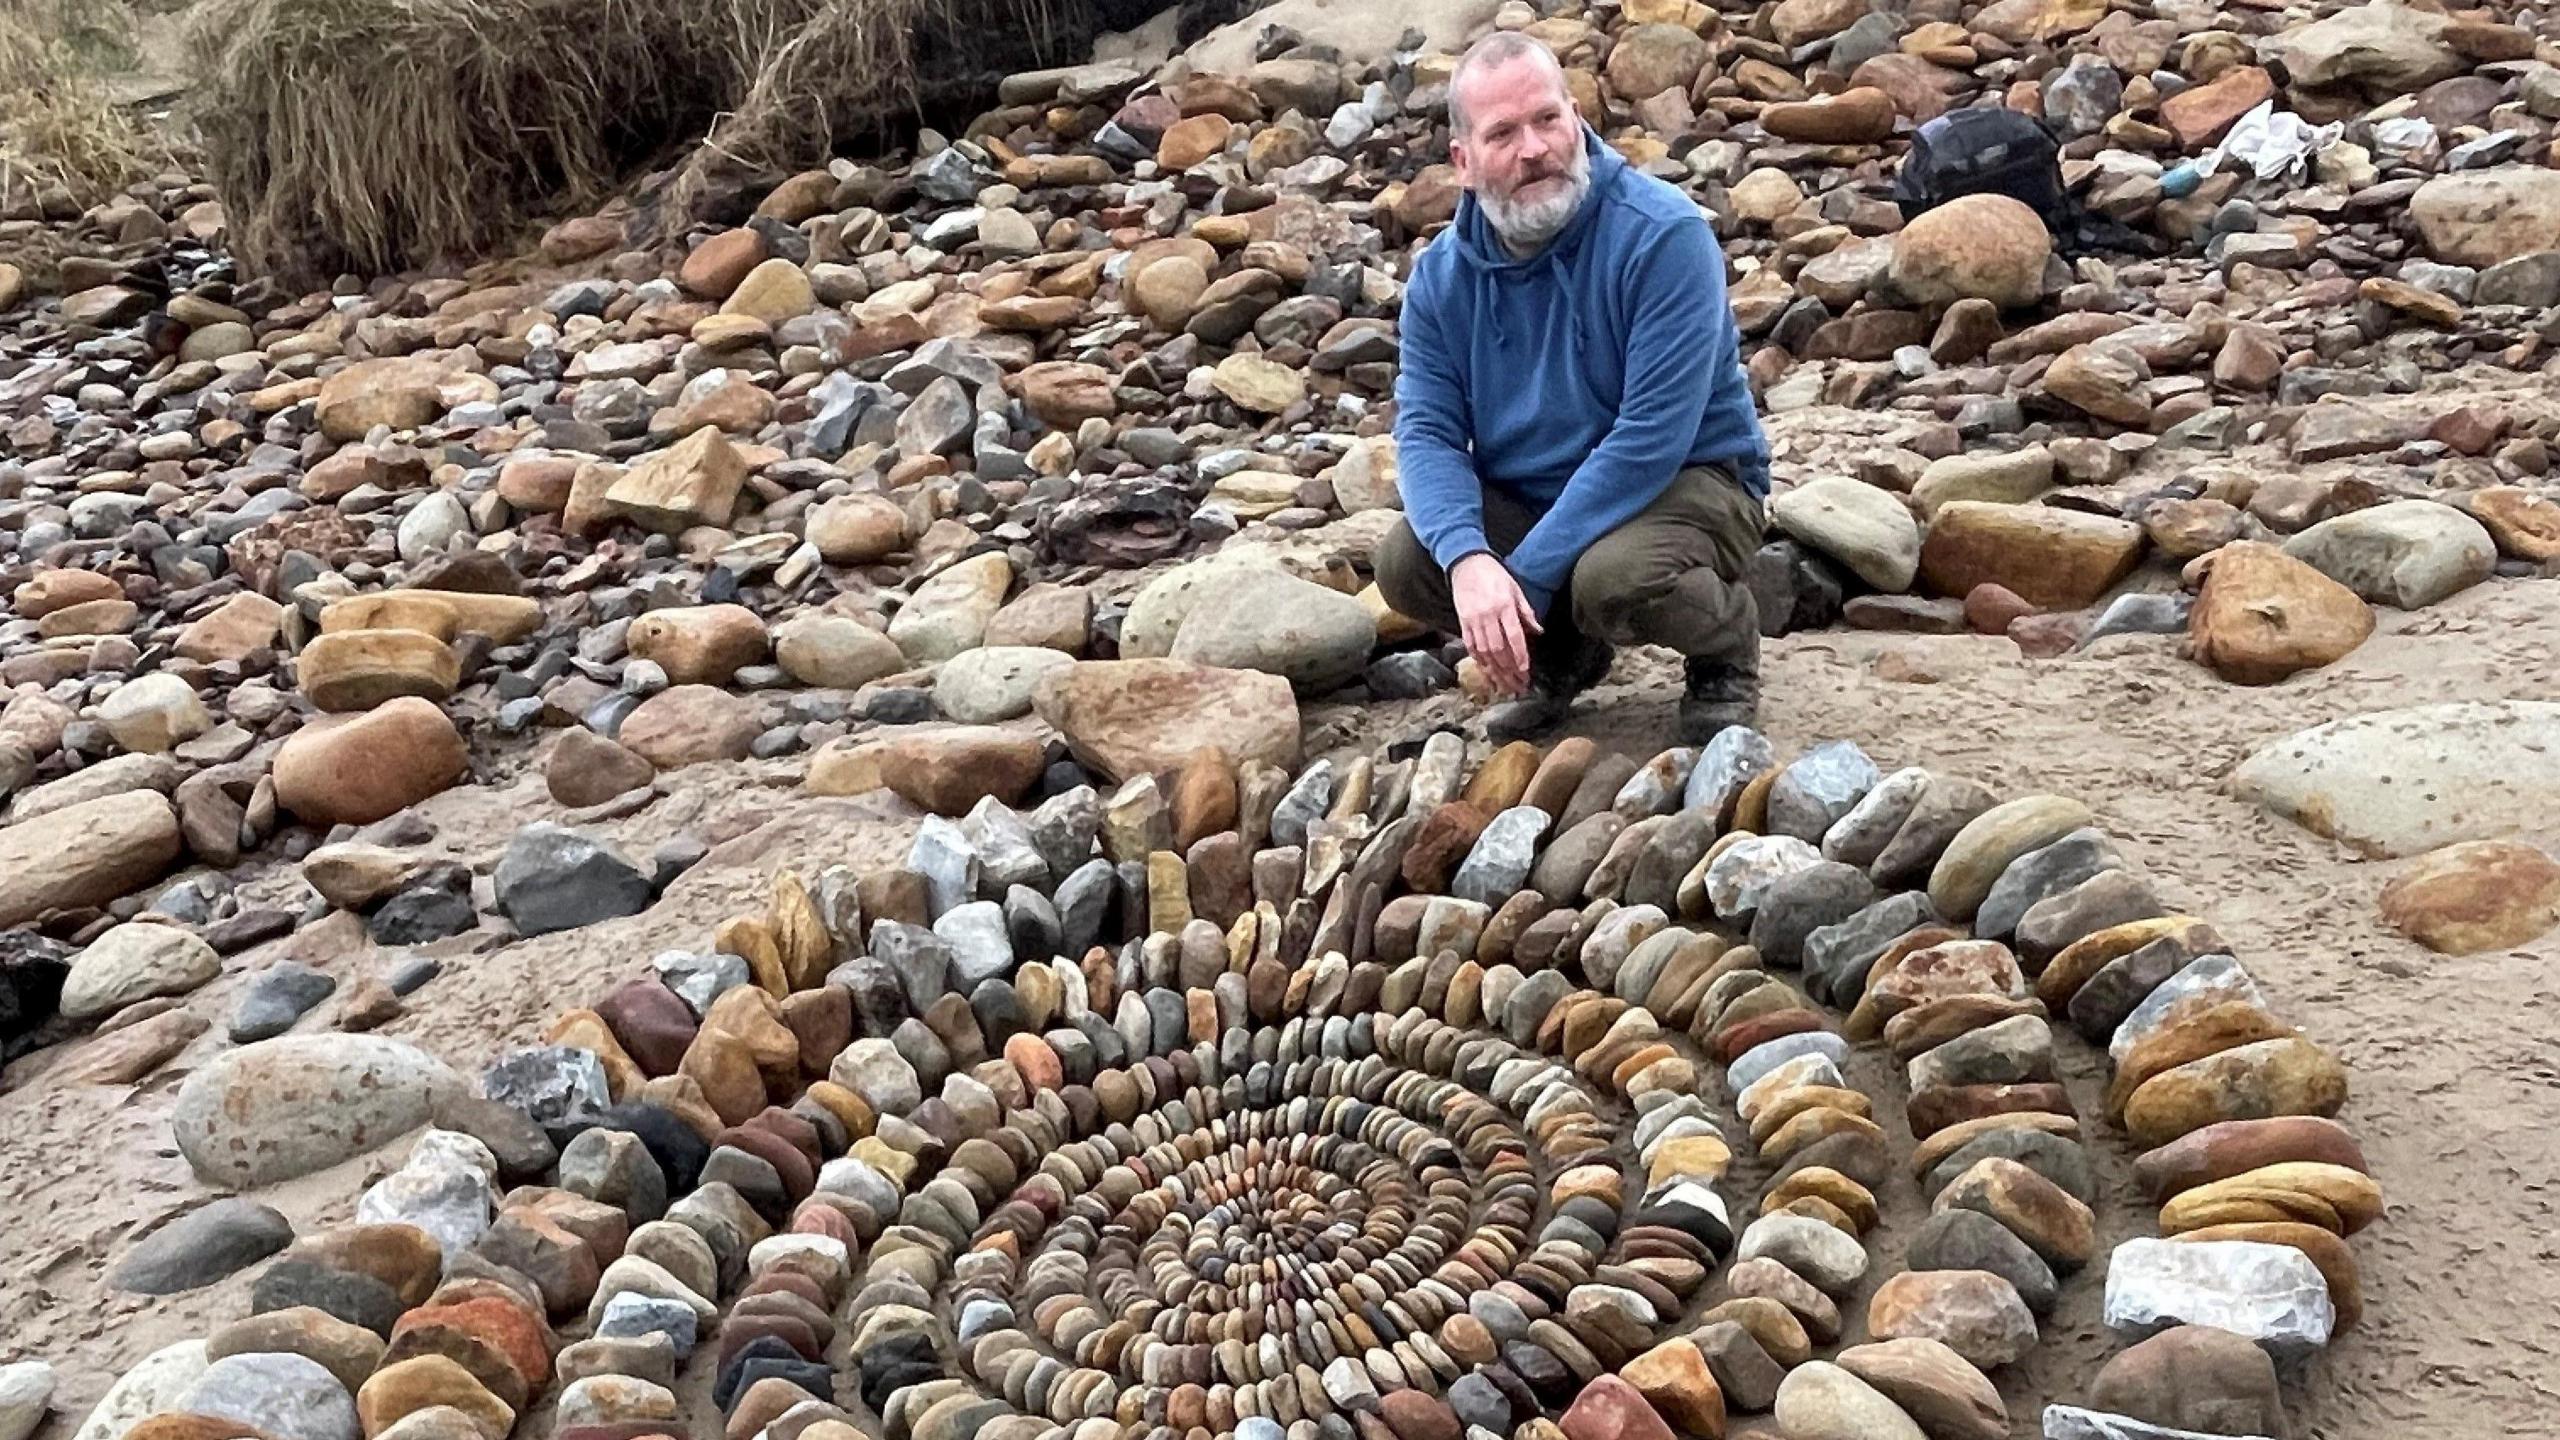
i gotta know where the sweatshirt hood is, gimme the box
[1447,125,1628,275]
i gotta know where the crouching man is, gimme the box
[1377,30,1772,744]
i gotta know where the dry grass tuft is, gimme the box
[0,0,168,213]
[192,0,1090,285]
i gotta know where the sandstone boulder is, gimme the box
[299,630,461,712]
[0,790,184,928]
[2411,168,2560,267]
[1168,568,1378,694]
[615,686,760,770]
[1919,503,2143,610]
[272,698,469,827]
[2377,839,2560,954]
[1889,196,2051,310]
[804,495,909,565]
[2188,542,2374,684]
[2282,500,2495,610]
[61,922,222,1021]
[604,428,747,533]
[1771,476,1920,591]
[625,605,769,686]
[772,614,906,689]
[1034,660,1300,784]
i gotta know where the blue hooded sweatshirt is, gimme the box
[1393,126,1769,616]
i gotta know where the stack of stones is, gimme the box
[88,721,2374,1440]
[299,591,543,715]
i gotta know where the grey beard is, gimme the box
[1482,166,1592,257]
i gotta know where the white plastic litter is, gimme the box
[2198,101,2345,182]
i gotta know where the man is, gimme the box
[1377,30,1771,744]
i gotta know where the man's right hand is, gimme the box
[1451,552,1542,698]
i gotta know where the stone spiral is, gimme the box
[86,727,2378,1440]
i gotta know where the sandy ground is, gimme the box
[4,567,2556,1439]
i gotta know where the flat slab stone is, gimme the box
[2232,700,2560,858]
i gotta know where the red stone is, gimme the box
[1709,1009,1826,1066]
[1006,1032,1063,1091]
[389,1291,550,1393]
[745,1107,825,1167]
[1559,1374,1677,1440]
[1906,1083,2076,1139]
[594,978,697,1077]
[1963,583,2039,635]
[2005,611,2091,659]
[1378,1391,1464,1440]
[713,1124,816,1202]
[715,1313,823,1366]
[740,1270,828,1310]
[470,1208,601,1317]
[2133,1116,2370,1202]
[777,987,851,1079]
[731,1292,835,1347]
[788,1199,860,1248]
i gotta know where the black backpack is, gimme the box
[1892,105,2163,258]
[1894,107,2071,229]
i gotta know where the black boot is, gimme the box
[1483,638,1615,742]
[1678,657,1759,745]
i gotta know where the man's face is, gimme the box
[1451,56,1584,218]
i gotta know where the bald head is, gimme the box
[1448,31,1570,140]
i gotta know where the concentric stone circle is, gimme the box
[88,726,2377,1440]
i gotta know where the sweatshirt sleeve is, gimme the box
[1389,261,1492,571]
[1502,213,1732,613]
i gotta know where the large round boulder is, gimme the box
[1167,568,1378,694]
[1888,195,2053,309]
[173,1036,468,1188]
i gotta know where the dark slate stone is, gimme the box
[834,956,910,1035]
[251,1257,405,1337]
[1906,1206,2061,1315]
[1144,988,1188,1055]
[551,1102,710,1194]
[1003,885,1063,964]
[1974,827,2122,941]
[1748,539,1847,636]
[868,921,953,1014]
[715,1342,830,1412]
[1365,651,1456,699]
[2067,935,2210,1040]
[1748,860,1882,972]
[228,961,338,1043]
[111,1197,293,1295]
[1446,1374,1513,1434]
[1923,1127,2098,1206]
[433,1092,558,1182]
[1803,890,1940,1005]
[492,823,654,936]
[3,934,75,1055]
[1628,1198,1733,1262]
[1501,1341,1575,1406]
[366,865,479,946]
[967,979,1027,1048]
[700,1147,789,1222]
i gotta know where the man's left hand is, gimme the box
[1451,552,1543,697]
